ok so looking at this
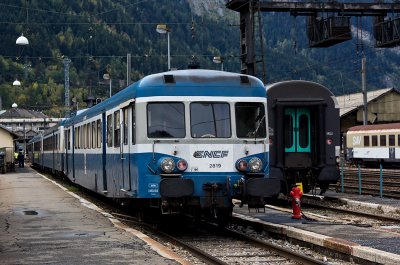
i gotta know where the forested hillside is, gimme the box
[0,0,399,116]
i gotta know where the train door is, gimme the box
[64,128,69,176]
[102,112,107,192]
[121,106,132,191]
[284,107,312,167]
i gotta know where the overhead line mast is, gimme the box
[226,0,400,79]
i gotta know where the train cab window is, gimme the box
[372,135,378,146]
[107,114,113,147]
[380,135,387,147]
[235,102,266,138]
[114,110,121,147]
[284,113,294,149]
[364,135,370,146]
[389,135,395,146]
[191,102,231,138]
[148,102,185,138]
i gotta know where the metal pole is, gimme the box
[126,53,131,86]
[167,31,171,70]
[379,162,383,198]
[109,79,112,98]
[361,54,367,125]
[340,156,344,193]
[358,162,362,195]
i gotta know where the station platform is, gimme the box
[233,191,400,265]
[0,167,184,265]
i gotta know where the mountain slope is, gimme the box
[0,0,398,115]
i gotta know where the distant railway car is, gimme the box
[29,69,280,224]
[267,80,340,194]
[346,123,400,165]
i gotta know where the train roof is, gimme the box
[348,123,400,132]
[64,69,265,125]
[266,80,334,97]
[266,80,339,108]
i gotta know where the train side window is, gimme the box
[83,124,87,149]
[114,110,121,147]
[107,114,113,147]
[123,108,129,145]
[372,135,378,146]
[380,135,387,147]
[389,135,395,146]
[97,120,101,148]
[284,113,293,149]
[87,123,90,149]
[77,127,81,149]
[132,104,136,144]
[68,129,71,150]
[91,121,96,149]
[364,135,369,146]
[74,128,78,149]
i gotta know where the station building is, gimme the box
[0,105,62,151]
[337,87,400,134]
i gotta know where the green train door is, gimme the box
[284,108,311,153]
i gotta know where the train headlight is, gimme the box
[236,159,248,172]
[161,158,175,173]
[249,157,262,172]
[326,138,333,145]
[177,159,188,171]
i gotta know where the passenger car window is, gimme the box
[380,135,386,147]
[389,134,395,146]
[191,102,231,138]
[147,103,185,138]
[107,114,113,147]
[364,135,369,146]
[235,102,266,138]
[372,135,378,146]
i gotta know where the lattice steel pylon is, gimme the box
[238,0,266,83]
[63,57,71,118]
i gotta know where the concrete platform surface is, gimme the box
[0,167,181,265]
[234,192,400,265]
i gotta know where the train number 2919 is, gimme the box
[209,164,222,168]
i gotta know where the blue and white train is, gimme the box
[28,69,279,223]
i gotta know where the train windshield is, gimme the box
[190,102,231,138]
[147,102,185,138]
[235,102,266,138]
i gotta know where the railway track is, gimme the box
[338,167,400,199]
[111,211,331,264]
[301,194,400,223]
[158,222,327,265]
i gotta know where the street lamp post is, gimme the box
[103,73,112,97]
[156,24,171,71]
[213,56,224,71]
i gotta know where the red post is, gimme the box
[290,187,303,219]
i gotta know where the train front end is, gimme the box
[135,70,280,222]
